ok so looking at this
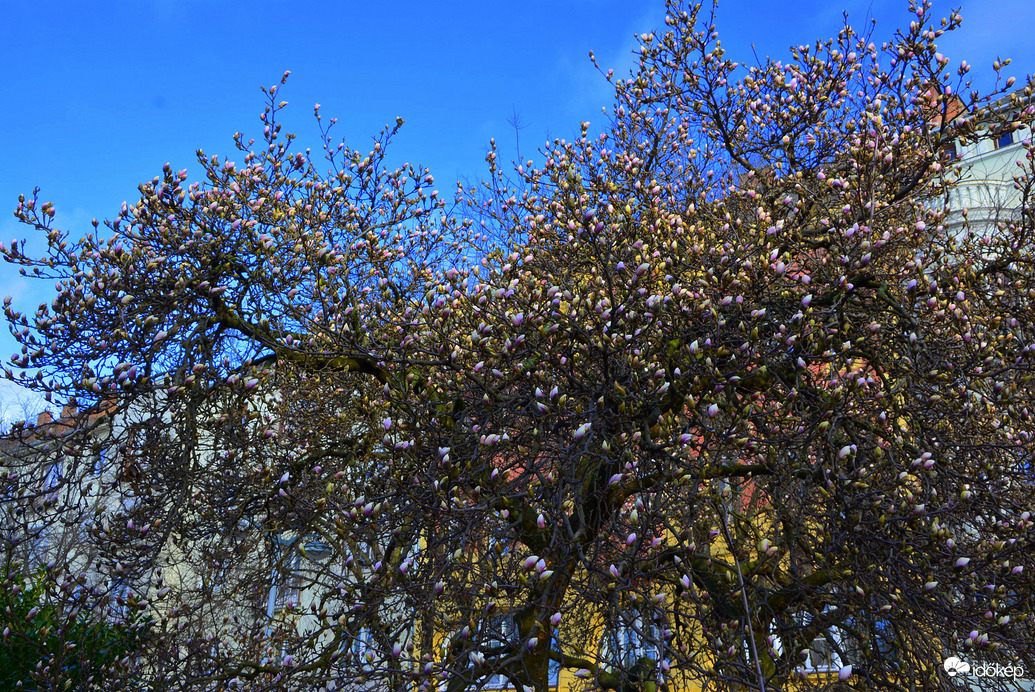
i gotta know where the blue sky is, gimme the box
[1,0,1032,421]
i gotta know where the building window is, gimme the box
[93,447,108,475]
[476,615,560,689]
[43,461,62,490]
[108,578,133,621]
[802,635,842,672]
[351,626,376,671]
[790,610,844,673]
[940,142,958,161]
[274,549,303,610]
[600,609,665,672]
[994,131,1014,149]
[481,616,517,689]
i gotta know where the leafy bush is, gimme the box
[0,565,148,691]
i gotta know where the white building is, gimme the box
[942,87,1032,239]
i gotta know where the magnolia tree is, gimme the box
[3,1,1035,690]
